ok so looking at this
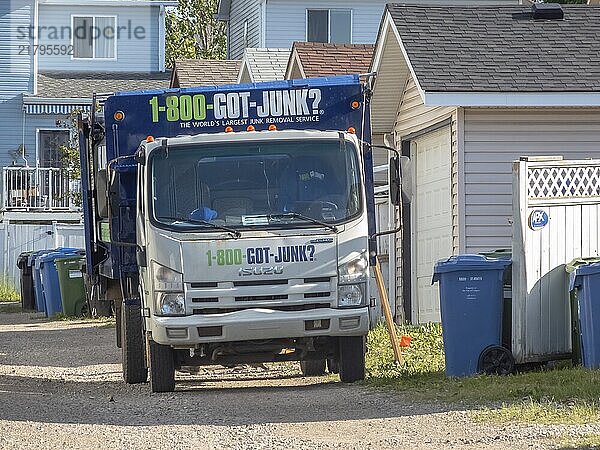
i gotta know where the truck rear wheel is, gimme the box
[121,302,147,384]
[338,336,366,383]
[300,359,326,376]
[148,338,175,393]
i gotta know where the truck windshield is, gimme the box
[150,139,362,231]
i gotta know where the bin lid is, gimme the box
[38,250,82,266]
[569,261,600,291]
[433,254,511,276]
[565,257,600,274]
[479,249,512,260]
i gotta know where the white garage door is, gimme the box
[412,126,453,324]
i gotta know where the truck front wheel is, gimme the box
[148,338,175,393]
[338,336,366,383]
[121,302,147,384]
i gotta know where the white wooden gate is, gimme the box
[412,126,453,324]
[0,221,84,294]
[512,158,600,363]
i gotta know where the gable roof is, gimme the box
[238,48,291,83]
[34,71,172,99]
[388,4,600,94]
[170,59,241,88]
[371,4,600,115]
[286,42,374,79]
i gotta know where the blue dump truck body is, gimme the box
[81,75,376,280]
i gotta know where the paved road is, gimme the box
[0,309,590,449]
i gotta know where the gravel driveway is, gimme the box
[0,309,592,449]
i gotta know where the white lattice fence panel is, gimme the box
[528,165,600,200]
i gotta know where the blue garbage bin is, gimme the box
[30,248,83,316]
[38,249,84,317]
[569,263,600,369]
[432,255,512,377]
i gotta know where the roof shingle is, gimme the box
[242,48,291,82]
[36,71,172,98]
[291,42,374,78]
[387,4,600,92]
[171,59,241,87]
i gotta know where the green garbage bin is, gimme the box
[480,249,512,349]
[566,257,600,366]
[55,256,87,317]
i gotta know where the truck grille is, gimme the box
[187,277,334,314]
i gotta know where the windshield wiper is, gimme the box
[157,216,241,239]
[268,212,338,233]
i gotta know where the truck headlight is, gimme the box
[338,253,369,284]
[152,261,183,292]
[338,284,365,308]
[155,292,186,316]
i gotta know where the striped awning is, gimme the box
[24,104,92,115]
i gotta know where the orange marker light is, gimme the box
[351,101,360,110]
[268,124,277,131]
[347,127,356,134]
[225,126,234,133]
[247,125,256,132]
[114,111,125,121]
[146,135,155,143]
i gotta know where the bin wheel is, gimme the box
[478,345,515,376]
[338,336,366,383]
[299,359,326,376]
[121,302,148,384]
[148,337,176,393]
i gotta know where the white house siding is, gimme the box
[228,0,262,59]
[463,108,600,254]
[0,1,34,171]
[38,4,160,72]
[264,0,388,49]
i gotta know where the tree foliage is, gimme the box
[165,0,226,66]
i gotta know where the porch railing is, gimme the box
[2,166,80,211]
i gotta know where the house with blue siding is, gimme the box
[216,0,521,60]
[1,0,174,212]
[0,0,174,290]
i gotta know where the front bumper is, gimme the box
[148,307,369,346]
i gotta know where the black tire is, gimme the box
[121,302,148,384]
[338,336,366,383]
[148,338,176,393]
[300,359,326,376]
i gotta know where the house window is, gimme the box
[307,9,351,44]
[72,16,117,59]
[38,130,69,168]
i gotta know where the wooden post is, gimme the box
[374,257,403,364]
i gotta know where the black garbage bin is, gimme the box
[17,252,35,311]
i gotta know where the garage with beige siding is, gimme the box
[371,4,600,324]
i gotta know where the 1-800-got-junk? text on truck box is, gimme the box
[79,75,400,392]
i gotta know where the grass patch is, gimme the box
[0,275,20,302]
[366,323,600,424]
[0,302,22,314]
[559,433,600,449]
[476,399,600,425]
[49,313,115,324]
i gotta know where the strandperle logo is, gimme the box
[148,89,324,124]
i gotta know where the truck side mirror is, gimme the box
[96,169,109,219]
[389,156,401,206]
[400,155,412,202]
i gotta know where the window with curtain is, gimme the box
[307,9,351,44]
[72,15,116,59]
